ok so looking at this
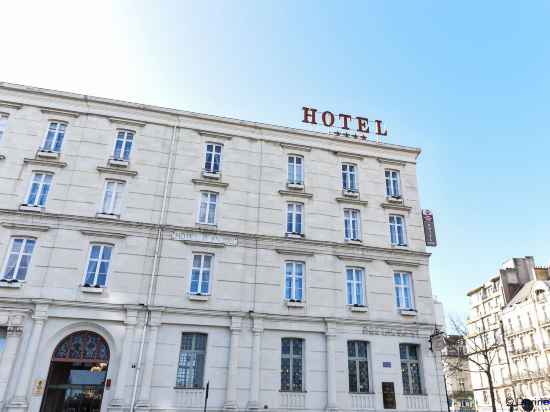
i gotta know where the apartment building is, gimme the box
[466,258,550,412]
[441,336,475,412]
[0,83,445,412]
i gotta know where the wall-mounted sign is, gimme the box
[382,361,392,368]
[173,231,238,247]
[32,379,45,396]
[382,382,396,409]
[302,106,388,142]
[422,209,437,247]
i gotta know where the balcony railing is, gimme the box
[351,393,376,410]
[509,346,538,356]
[404,395,429,410]
[505,326,535,337]
[280,392,306,409]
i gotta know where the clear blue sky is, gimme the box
[2,1,549,318]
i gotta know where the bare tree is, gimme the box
[443,315,503,412]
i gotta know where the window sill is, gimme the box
[342,190,360,198]
[0,280,23,288]
[196,222,217,229]
[279,390,308,393]
[19,204,43,213]
[391,244,409,249]
[400,309,418,316]
[96,213,120,220]
[286,182,304,190]
[349,305,369,313]
[174,386,205,390]
[188,294,209,301]
[386,196,403,203]
[286,300,305,308]
[108,158,129,167]
[80,286,104,294]
[37,150,60,159]
[202,170,221,179]
[345,239,362,245]
[286,233,304,239]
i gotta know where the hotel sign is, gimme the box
[422,209,437,247]
[302,106,388,141]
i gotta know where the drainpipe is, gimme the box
[129,123,178,411]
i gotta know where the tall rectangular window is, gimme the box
[0,114,7,142]
[198,192,218,225]
[176,333,207,388]
[285,261,304,302]
[385,170,401,197]
[204,143,222,173]
[42,122,66,152]
[394,272,414,310]
[389,215,407,246]
[288,155,304,185]
[113,130,134,161]
[1,237,36,281]
[400,344,422,395]
[342,164,357,192]
[346,268,365,306]
[0,327,6,353]
[281,338,304,392]
[348,341,370,393]
[83,244,113,287]
[26,172,53,207]
[287,202,303,235]
[344,209,361,241]
[190,254,212,295]
[100,180,125,215]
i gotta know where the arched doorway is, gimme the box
[40,331,110,412]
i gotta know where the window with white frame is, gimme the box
[348,341,370,393]
[400,343,422,395]
[190,254,212,295]
[288,155,304,185]
[0,114,7,142]
[286,202,303,235]
[284,261,304,302]
[42,121,66,152]
[346,267,365,306]
[204,143,222,174]
[1,237,36,281]
[113,130,134,161]
[389,214,407,246]
[342,163,357,192]
[176,333,207,388]
[394,272,414,310]
[281,338,304,392]
[0,327,5,353]
[25,172,53,207]
[100,180,125,215]
[198,192,218,225]
[385,169,401,197]
[344,209,361,241]
[83,244,113,287]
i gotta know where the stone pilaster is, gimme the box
[224,315,242,409]
[247,316,263,410]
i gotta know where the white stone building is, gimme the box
[0,83,446,412]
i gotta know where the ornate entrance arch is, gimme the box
[40,331,110,412]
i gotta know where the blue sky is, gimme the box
[1,0,549,318]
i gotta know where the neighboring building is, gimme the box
[0,83,446,412]
[441,335,475,412]
[466,257,550,412]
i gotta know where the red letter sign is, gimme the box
[302,107,317,125]
[322,111,335,127]
[338,114,352,130]
[375,120,387,136]
[356,117,369,133]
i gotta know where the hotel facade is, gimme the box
[0,83,445,412]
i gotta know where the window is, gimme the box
[394,272,414,310]
[281,338,304,392]
[113,130,134,161]
[176,333,207,388]
[288,155,304,185]
[285,261,304,302]
[83,244,113,287]
[0,327,6,353]
[190,254,212,295]
[1,237,36,281]
[342,164,357,192]
[0,114,7,142]
[26,172,53,207]
[400,344,422,395]
[346,268,365,306]
[385,170,401,197]
[286,202,303,235]
[348,341,370,393]
[344,209,361,241]
[198,192,218,225]
[42,122,66,152]
[100,180,125,215]
[389,215,407,246]
[204,143,222,173]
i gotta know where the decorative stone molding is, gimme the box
[384,259,420,267]
[276,248,314,256]
[381,202,412,212]
[280,142,312,152]
[377,157,407,166]
[80,229,127,239]
[336,254,372,262]
[19,204,43,213]
[0,101,22,110]
[333,150,364,160]
[278,189,313,199]
[36,150,60,160]
[2,222,50,232]
[188,294,209,301]
[23,157,67,168]
[108,116,146,128]
[199,130,234,140]
[362,325,422,337]
[97,166,137,177]
[192,178,228,188]
[80,286,104,294]
[335,197,368,206]
[174,231,238,247]
[41,108,80,118]
[7,325,24,336]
